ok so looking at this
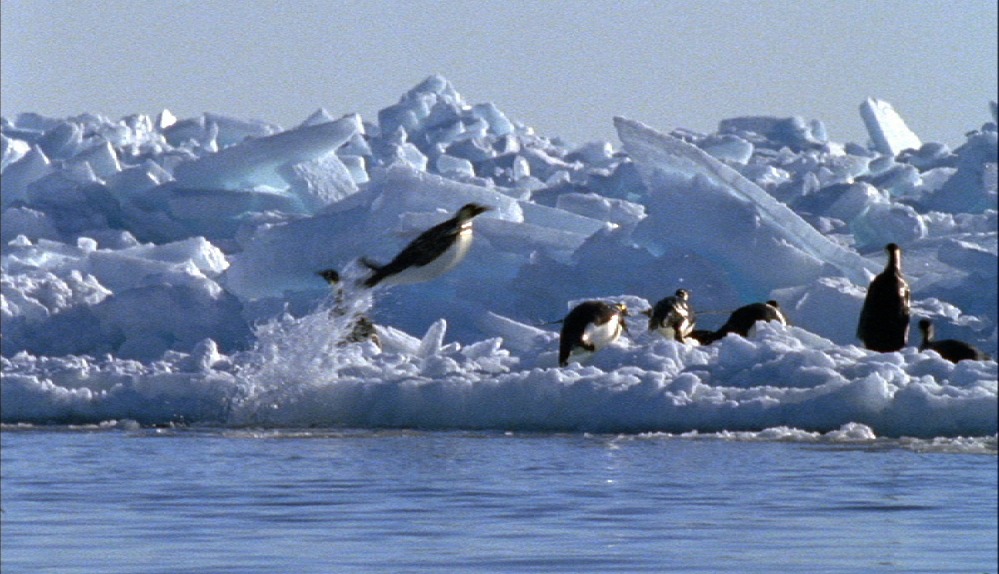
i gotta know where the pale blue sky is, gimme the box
[2,0,996,147]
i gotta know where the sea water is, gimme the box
[1,427,995,574]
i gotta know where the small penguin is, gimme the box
[318,268,381,348]
[688,329,718,345]
[559,301,629,367]
[918,318,990,363]
[361,203,491,288]
[697,300,788,344]
[317,268,342,286]
[647,288,695,342]
[857,242,911,352]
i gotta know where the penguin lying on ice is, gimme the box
[559,301,630,367]
[917,318,990,363]
[690,300,788,345]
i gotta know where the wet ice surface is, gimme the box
[2,296,996,439]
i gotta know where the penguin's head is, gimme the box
[885,243,901,256]
[317,269,340,284]
[675,288,690,301]
[615,303,630,333]
[456,203,492,222]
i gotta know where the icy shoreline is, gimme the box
[2,76,996,436]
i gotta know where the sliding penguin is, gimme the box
[857,242,911,352]
[559,301,629,367]
[693,300,787,344]
[917,318,990,363]
[362,203,491,288]
[647,288,695,342]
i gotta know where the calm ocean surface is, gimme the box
[1,427,996,574]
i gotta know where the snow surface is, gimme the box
[2,76,996,442]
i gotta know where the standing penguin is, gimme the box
[857,243,911,352]
[559,301,629,367]
[699,300,789,344]
[361,203,491,288]
[647,288,696,342]
[917,318,990,363]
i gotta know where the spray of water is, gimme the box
[229,262,375,424]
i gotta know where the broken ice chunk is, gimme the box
[173,115,360,189]
[859,98,922,156]
[615,116,878,295]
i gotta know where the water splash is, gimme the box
[230,263,377,424]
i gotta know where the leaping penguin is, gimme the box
[559,301,629,367]
[917,318,990,363]
[318,268,380,348]
[647,288,695,342]
[857,242,911,352]
[693,300,788,344]
[361,203,491,288]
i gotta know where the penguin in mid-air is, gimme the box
[917,318,990,363]
[361,203,491,288]
[857,242,911,352]
[318,268,380,348]
[692,300,788,344]
[559,300,629,367]
[646,288,695,342]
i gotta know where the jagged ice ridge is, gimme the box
[1,76,996,443]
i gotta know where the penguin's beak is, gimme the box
[617,304,630,334]
[469,204,492,217]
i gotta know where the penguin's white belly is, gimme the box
[656,324,679,339]
[655,311,692,339]
[384,227,473,286]
[567,316,623,364]
[583,316,623,351]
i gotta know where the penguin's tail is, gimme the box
[360,258,384,288]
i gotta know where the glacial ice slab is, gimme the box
[859,98,922,156]
[614,117,878,299]
[173,115,361,189]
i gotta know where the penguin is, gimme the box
[696,300,788,344]
[559,301,629,367]
[857,242,911,352]
[646,288,695,342]
[318,268,381,348]
[917,318,990,363]
[766,300,789,326]
[361,203,491,288]
[688,330,718,345]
